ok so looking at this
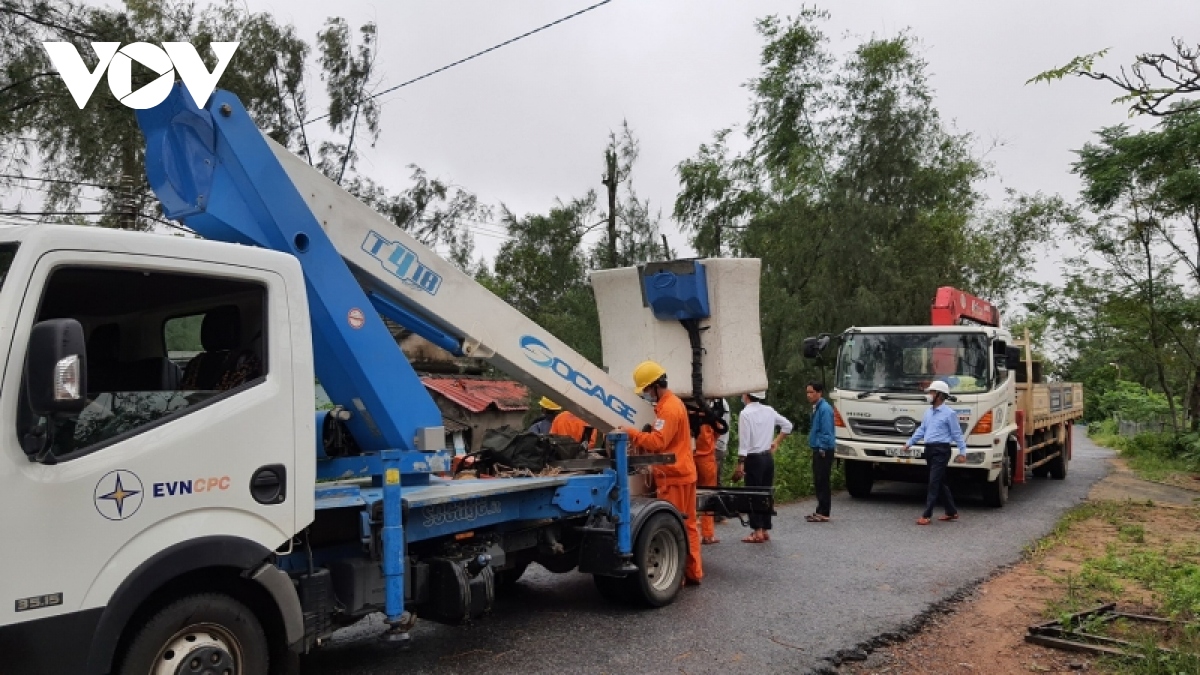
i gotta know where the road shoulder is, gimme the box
[837,457,1200,675]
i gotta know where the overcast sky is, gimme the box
[76,0,1198,281]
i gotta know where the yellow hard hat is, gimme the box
[539,396,562,411]
[632,360,667,394]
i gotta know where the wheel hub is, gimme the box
[644,529,681,592]
[154,626,240,675]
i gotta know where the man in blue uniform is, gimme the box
[806,382,835,522]
[901,380,967,525]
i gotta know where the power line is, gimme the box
[302,0,613,127]
[2,181,107,203]
[0,210,193,235]
[0,173,121,190]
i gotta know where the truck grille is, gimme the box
[848,417,969,438]
[848,418,909,438]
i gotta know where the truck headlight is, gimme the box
[965,451,987,465]
[836,445,856,457]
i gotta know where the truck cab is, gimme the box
[0,224,314,674]
[825,324,1020,506]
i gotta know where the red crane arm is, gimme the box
[930,286,1000,327]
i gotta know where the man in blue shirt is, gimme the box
[901,380,967,525]
[806,382,836,522]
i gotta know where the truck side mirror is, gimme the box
[25,318,88,416]
[802,336,821,359]
[1005,346,1021,370]
[802,335,830,359]
[992,340,1008,370]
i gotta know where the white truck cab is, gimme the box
[823,324,1020,506]
[0,224,314,673]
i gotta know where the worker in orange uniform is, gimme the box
[549,407,599,449]
[622,360,703,587]
[694,421,720,545]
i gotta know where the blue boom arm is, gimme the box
[136,84,449,476]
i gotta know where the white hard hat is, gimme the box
[925,381,951,395]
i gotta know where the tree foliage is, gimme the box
[1,0,311,229]
[482,195,601,363]
[1030,112,1200,433]
[672,10,1032,421]
[1030,39,1199,117]
[1,1,488,260]
[592,121,665,268]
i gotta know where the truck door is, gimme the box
[0,249,298,650]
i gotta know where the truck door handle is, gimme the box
[250,464,287,505]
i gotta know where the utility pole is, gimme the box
[602,147,618,269]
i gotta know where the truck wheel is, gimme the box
[982,454,1010,507]
[118,593,269,675]
[845,461,873,498]
[1049,442,1069,480]
[630,511,686,607]
[1031,464,1049,478]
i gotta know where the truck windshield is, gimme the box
[836,332,991,394]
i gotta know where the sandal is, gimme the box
[761,531,771,541]
[807,514,830,522]
[938,514,959,522]
[741,533,764,544]
[702,537,720,545]
[916,517,931,526]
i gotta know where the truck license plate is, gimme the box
[886,447,922,458]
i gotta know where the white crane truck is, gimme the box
[0,85,770,675]
[805,287,1083,507]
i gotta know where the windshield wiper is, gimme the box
[855,387,914,399]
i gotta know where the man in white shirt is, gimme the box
[734,390,793,543]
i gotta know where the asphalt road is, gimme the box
[302,431,1111,675]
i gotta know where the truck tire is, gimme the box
[845,461,874,498]
[118,593,269,675]
[1049,442,1069,480]
[982,453,1010,508]
[594,511,685,608]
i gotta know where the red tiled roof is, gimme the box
[421,377,530,414]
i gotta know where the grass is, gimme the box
[1088,420,1200,483]
[1033,500,1200,673]
[718,434,843,503]
[1025,501,1123,557]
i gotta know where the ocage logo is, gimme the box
[42,41,239,110]
[519,335,638,424]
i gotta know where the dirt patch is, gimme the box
[1088,457,1200,507]
[839,460,1200,675]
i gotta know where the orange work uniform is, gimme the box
[694,423,718,541]
[624,389,702,583]
[549,411,598,448]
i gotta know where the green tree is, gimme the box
[2,2,489,263]
[593,121,664,269]
[314,17,378,184]
[1030,39,1199,117]
[1,0,310,229]
[674,10,997,420]
[483,195,602,363]
[1067,118,1200,432]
